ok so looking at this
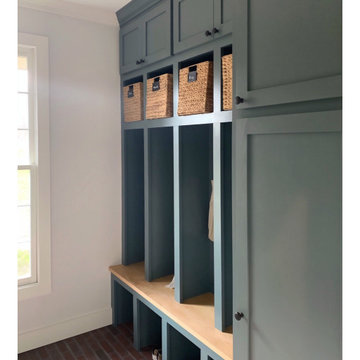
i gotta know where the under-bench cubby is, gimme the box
[134,299,162,351]
[110,264,232,360]
[167,325,200,360]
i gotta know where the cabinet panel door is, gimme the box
[234,0,342,109]
[173,0,214,53]
[233,111,341,360]
[213,0,232,38]
[143,0,172,65]
[120,20,143,74]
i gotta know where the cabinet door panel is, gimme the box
[120,20,143,74]
[234,0,342,108]
[174,0,214,53]
[214,0,232,37]
[233,111,341,360]
[144,0,171,65]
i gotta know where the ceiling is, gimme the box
[60,0,131,12]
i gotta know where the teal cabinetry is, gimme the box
[173,0,232,53]
[232,111,342,360]
[119,0,171,73]
[233,0,342,108]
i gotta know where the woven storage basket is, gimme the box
[178,60,213,116]
[146,73,173,120]
[123,82,143,122]
[222,54,233,111]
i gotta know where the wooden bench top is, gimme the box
[109,262,233,360]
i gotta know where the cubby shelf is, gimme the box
[110,262,233,360]
[120,32,233,335]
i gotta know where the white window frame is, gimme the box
[18,33,51,301]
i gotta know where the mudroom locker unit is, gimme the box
[109,1,342,360]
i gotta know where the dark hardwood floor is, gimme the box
[18,324,154,360]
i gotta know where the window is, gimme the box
[18,33,51,300]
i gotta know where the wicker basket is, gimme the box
[178,60,213,116]
[146,74,173,120]
[123,82,143,122]
[222,54,232,111]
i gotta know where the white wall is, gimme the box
[18,7,121,352]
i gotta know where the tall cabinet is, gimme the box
[114,0,342,359]
[232,0,342,359]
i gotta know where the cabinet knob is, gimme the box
[136,60,140,65]
[234,312,244,321]
[205,30,212,37]
[212,27,220,34]
[235,96,245,105]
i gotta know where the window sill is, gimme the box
[18,279,51,301]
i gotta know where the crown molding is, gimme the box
[116,0,161,26]
[18,0,119,27]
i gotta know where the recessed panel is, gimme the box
[122,27,141,67]
[178,0,213,41]
[248,0,341,90]
[146,11,167,56]
[248,131,341,360]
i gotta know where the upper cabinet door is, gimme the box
[233,111,341,360]
[173,0,214,54]
[234,0,342,109]
[120,20,143,74]
[213,0,232,38]
[143,1,172,65]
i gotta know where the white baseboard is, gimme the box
[18,307,112,353]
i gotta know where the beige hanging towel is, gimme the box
[208,180,214,241]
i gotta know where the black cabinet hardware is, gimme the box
[235,96,245,104]
[205,30,212,37]
[234,312,244,321]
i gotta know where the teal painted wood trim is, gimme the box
[213,122,223,330]
[133,296,141,351]
[144,128,150,281]
[116,0,162,26]
[123,112,232,130]
[173,126,181,303]
[121,34,232,79]
[162,319,169,360]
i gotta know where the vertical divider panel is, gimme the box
[213,122,222,330]
[213,47,221,114]
[144,127,150,281]
[221,122,233,329]
[174,126,181,302]
[162,319,169,360]
[133,297,141,351]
